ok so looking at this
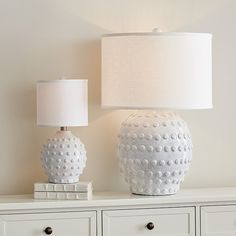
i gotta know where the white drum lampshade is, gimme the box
[37,80,88,127]
[37,79,88,184]
[102,32,212,109]
[102,32,212,195]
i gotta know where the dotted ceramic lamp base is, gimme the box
[118,111,192,196]
[41,131,87,184]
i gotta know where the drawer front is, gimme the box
[0,211,96,236]
[103,207,195,236]
[201,205,236,236]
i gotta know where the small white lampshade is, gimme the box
[37,79,88,127]
[102,32,212,109]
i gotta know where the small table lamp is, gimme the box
[37,79,88,183]
[102,31,212,195]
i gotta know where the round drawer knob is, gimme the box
[146,222,155,230]
[44,227,53,235]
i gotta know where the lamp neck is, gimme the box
[60,126,68,131]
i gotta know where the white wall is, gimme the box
[0,0,235,194]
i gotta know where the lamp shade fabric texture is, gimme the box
[102,32,212,109]
[37,79,88,127]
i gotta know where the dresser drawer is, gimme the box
[103,207,195,236]
[0,211,96,236]
[201,205,236,236]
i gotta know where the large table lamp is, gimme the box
[37,79,88,184]
[102,31,212,196]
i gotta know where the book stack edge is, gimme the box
[34,181,92,200]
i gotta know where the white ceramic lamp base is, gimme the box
[41,130,87,183]
[118,110,192,196]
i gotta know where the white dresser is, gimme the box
[1,187,236,236]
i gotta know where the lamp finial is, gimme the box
[152,28,162,33]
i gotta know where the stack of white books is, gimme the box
[34,181,92,200]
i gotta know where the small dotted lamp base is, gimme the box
[41,131,87,184]
[118,110,192,196]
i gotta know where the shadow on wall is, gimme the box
[4,0,236,194]
[0,11,113,194]
[176,0,236,188]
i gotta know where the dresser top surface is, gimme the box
[0,187,236,211]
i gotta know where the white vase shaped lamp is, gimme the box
[102,32,212,195]
[37,80,88,183]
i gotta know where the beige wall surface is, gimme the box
[0,0,235,194]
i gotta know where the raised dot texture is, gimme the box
[159,160,165,166]
[151,160,157,167]
[142,159,148,167]
[178,133,182,139]
[167,160,174,166]
[156,146,162,152]
[164,146,170,152]
[163,134,168,140]
[165,179,171,184]
[140,145,146,152]
[138,170,144,177]
[154,134,161,141]
[162,189,168,194]
[138,187,143,192]
[147,171,154,178]
[139,133,145,139]
[146,134,153,140]
[117,111,192,196]
[135,159,141,165]
[157,171,162,177]
[172,170,178,177]
[164,172,171,177]
[147,146,154,152]
[153,122,159,128]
